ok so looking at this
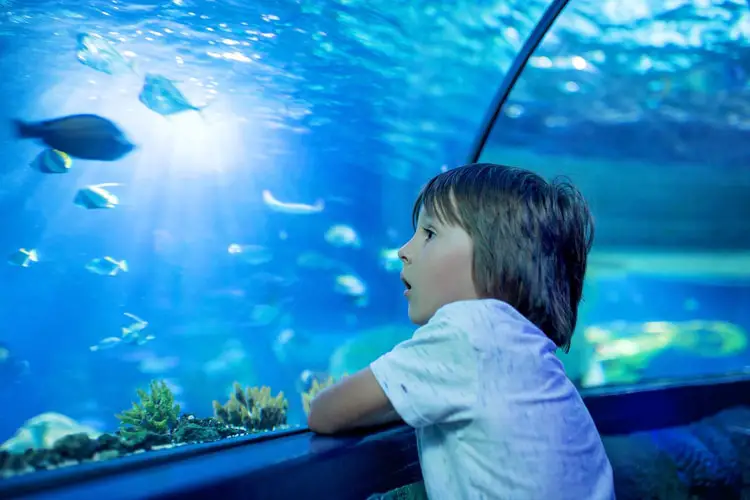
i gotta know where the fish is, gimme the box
[12,114,135,161]
[122,330,156,346]
[246,304,282,327]
[324,224,361,248]
[379,248,401,272]
[7,248,38,268]
[262,190,324,214]
[295,252,348,271]
[0,342,30,385]
[74,183,122,209]
[90,313,153,352]
[296,369,329,393]
[85,257,128,276]
[122,313,149,338]
[227,244,273,265]
[334,273,368,307]
[76,32,138,76]
[138,73,205,117]
[89,337,122,352]
[29,149,72,174]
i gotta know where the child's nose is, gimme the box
[397,244,410,264]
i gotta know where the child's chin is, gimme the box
[407,306,429,326]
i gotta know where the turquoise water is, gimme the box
[0,0,748,473]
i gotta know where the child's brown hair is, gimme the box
[412,163,594,352]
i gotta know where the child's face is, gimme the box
[398,205,479,325]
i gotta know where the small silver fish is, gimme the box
[379,248,401,272]
[227,243,273,265]
[138,73,204,116]
[90,313,153,352]
[296,369,328,393]
[29,149,72,174]
[8,248,38,268]
[89,337,122,352]
[76,32,137,76]
[262,190,324,214]
[85,257,128,276]
[334,273,368,307]
[74,183,122,209]
[324,224,361,248]
[124,312,148,332]
[121,331,156,346]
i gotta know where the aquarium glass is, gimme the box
[0,0,555,479]
[480,0,750,390]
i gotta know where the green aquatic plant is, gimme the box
[116,380,181,441]
[213,382,288,432]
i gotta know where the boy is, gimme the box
[308,163,615,499]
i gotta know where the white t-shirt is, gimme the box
[370,299,615,500]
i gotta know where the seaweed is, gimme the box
[212,382,288,431]
[116,380,181,442]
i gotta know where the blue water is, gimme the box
[0,0,748,454]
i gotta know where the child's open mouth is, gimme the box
[401,275,411,296]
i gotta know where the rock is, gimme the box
[95,433,126,454]
[172,415,245,443]
[174,422,221,443]
[53,433,98,461]
[118,431,171,451]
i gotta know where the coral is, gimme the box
[1,412,101,453]
[213,382,288,432]
[0,399,276,480]
[302,374,348,416]
[116,380,180,442]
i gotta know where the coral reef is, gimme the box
[116,380,181,442]
[1,379,289,479]
[302,375,335,416]
[301,373,348,415]
[581,320,749,387]
[1,412,101,453]
[213,382,288,431]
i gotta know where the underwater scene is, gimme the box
[0,0,749,483]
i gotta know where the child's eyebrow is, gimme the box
[418,212,437,226]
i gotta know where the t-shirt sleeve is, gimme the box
[369,311,478,428]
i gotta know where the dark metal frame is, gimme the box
[466,0,572,164]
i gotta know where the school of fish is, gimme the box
[5,32,404,369]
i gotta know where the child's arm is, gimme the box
[308,303,479,434]
[307,368,401,434]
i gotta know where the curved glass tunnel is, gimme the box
[0,0,748,498]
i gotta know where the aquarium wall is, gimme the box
[0,0,749,485]
[479,0,750,388]
[0,0,556,476]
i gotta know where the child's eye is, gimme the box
[422,227,435,240]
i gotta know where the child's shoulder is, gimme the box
[426,299,545,345]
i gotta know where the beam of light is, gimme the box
[10,70,286,322]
